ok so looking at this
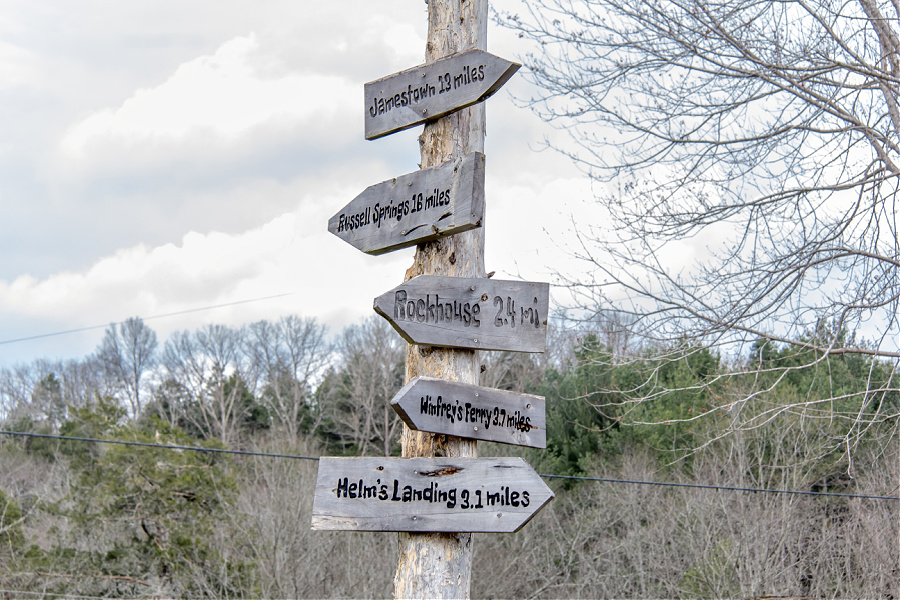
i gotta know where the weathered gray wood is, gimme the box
[328,153,485,255]
[365,49,520,140]
[394,1,487,597]
[391,376,546,448]
[374,275,550,353]
[312,457,554,533]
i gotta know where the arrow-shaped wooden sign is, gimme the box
[328,153,485,255]
[365,49,520,140]
[374,275,550,352]
[311,457,554,533]
[391,376,546,448]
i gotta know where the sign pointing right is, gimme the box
[328,153,485,256]
[365,49,521,140]
[373,275,550,353]
[311,456,554,533]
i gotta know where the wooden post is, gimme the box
[393,0,487,597]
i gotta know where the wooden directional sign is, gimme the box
[311,457,554,533]
[374,275,550,352]
[328,153,485,256]
[392,376,546,448]
[365,49,520,140]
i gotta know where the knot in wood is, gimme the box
[417,466,462,477]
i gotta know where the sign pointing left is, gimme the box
[392,376,547,448]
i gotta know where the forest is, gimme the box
[0,313,896,598]
[1,0,897,593]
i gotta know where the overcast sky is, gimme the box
[0,0,597,368]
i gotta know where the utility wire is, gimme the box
[0,590,113,600]
[0,430,319,461]
[2,430,897,501]
[540,474,899,501]
[0,293,293,346]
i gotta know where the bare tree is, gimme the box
[242,315,331,444]
[55,357,109,412]
[318,316,405,457]
[95,317,158,419]
[0,358,111,427]
[160,324,250,446]
[0,365,40,425]
[501,0,900,457]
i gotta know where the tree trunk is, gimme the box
[393,0,487,598]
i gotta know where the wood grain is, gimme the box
[374,275,550,353]
[312,457,554,533]
[394,1,487,597]
[364,50,519,140]
[328,153,485,255]
[391,376,546,448]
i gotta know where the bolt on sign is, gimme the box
[365,49,520,140]
[374,275,550,353]
[311,457,554,533]
[391,376,546,448]
[328,153,485,255]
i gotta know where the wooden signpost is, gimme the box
[311,457,554,533]
[391,376,546,448]
[365,49,520,140]
[328,153,485,255]
[373,275,550,352]
[320,1,550,596]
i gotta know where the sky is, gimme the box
[0,0,597,368]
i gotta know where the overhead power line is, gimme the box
[0,430,318,461]
[1,430,897,501]
[540,474,899,501]
[0,590,113,600]
[0,293,293,346]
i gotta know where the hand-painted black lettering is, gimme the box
[394,290,408,320]
[416,299,426,322]
[493,295,504,326]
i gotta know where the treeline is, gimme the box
[0,316,408,457]
[0,315,896,598]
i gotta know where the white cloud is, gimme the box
[0,180,411,347]
[0,0,603,369]
[376,21,424,65]
[0,40,35,89]
[59,33,357,163]
[0,168,597,362]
